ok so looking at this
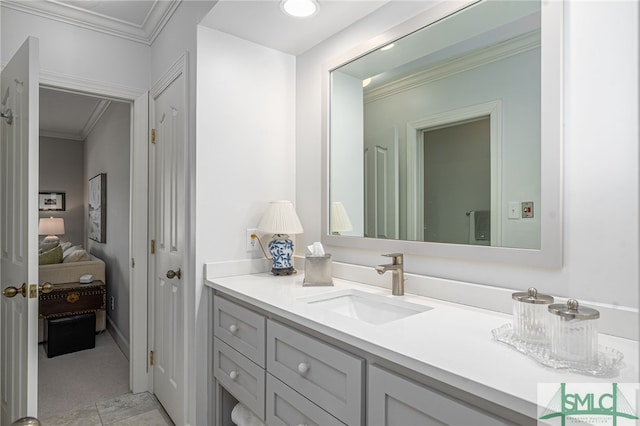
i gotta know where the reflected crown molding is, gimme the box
[365,30,540,104]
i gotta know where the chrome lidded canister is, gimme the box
[548,299,599,365]
[512,287,554,344]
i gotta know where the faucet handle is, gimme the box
[382,253,403,264]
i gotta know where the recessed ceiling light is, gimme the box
[281,0,319,18]
[362,78,372,88]
[380,43,395,51]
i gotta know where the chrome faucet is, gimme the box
[375,253,405,296]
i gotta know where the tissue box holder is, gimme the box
[303,255,333,286]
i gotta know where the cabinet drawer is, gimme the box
[213,337,265,421]
[266,373,345,426]
[213,295,266,367]
[266,320,364,426]
[368,364,512,426]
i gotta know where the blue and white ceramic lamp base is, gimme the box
[268,234,296,275]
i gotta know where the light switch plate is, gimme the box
[508,201,520,219]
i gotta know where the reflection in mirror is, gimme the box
[330,0,541,249]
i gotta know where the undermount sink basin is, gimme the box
[299,289,432,325]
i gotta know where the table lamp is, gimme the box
[330,201,352,235]
[256,200,304,275]
[39,217,65,243]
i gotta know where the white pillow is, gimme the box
[62,249,90,263]
[63,245,82,258]
[59,241,72,252]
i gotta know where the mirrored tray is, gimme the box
[492,323,624,376]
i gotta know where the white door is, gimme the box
[149,58,186,425]
[0,37,40,425]
[364,127,399,239]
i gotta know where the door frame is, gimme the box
[406,100,502,244]
[39,71,150,393]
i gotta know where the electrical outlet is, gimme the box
[110,296,115,311]
[246,228,259,252]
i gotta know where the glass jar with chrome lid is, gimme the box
[548,299,599,365]
[512,287,554,344]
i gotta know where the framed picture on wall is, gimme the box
[88,173,107,243]
[39,192,66,211]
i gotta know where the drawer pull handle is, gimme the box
[298,424,309,426]
[229,370,238,381]
[229,324,238,334]
[297,362,310,375]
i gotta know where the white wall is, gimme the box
[1,7,149,91]
[196,27,296,262]
[330,71,364,236]
[85,102,131,343]
[39,137,85,246]
[296,1,639,311]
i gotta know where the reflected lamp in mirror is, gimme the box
[39,217,65,243]
[256,200,304,276]
[330,202,352,235]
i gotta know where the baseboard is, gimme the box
[106,316,130,361]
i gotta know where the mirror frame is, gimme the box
[321,0,563,268]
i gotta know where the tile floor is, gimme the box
[39,392,174,426]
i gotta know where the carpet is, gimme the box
[38,330,129,418]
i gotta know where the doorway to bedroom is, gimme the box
[37,87,133,419]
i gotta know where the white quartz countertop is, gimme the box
[205,273,639,420]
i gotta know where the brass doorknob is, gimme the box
[166,268,181,279]
[40,282,53,294]
[2,283,27,298]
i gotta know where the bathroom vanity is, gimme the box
[206,272,639,426]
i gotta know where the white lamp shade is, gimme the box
[39,217,65,235]
[331,201,352,233]
[257,200,304,235]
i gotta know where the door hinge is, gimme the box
[151,128,156,144]
[150,350,155,366]
[131,258,135,268]
[150,239,156,254]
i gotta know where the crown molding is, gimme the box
[1,0,181,45]
[81,98,111,140]
[364,30,541,104]
[40,130,84,141]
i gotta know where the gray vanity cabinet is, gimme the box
[266,319,364,426]
[367,365,512,426]
[212,296,267,421]
[266,374,345,426]
[213,295,266,367]
[212,295,360,426]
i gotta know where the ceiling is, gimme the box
[40,89,115,141]
[201,0,390,55]
[18,0,389,138]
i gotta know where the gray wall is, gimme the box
[39,136,85,246]
[85,101,131,344]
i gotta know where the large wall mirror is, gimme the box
[322,0,562,268]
